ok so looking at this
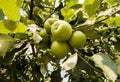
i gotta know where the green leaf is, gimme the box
[90,53,118,82]
[0,8,4,20]
[105,16,120,26]
[65,0,78,8]
[61,7,75,22]
[115,56,120,75]
[0,0,22,21]
[70,4,82,9]
[0,34,14,57]
[105,0,118,7]
[105,0,118,3]
[0,20,27,34]
[82,0,100,17]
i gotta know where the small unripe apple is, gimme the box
[39,28,47,37]
[0,35,14,57]
[51,20,72,41]
[44,18,58,33]
[69,31,86,49]
[51,41,70,58]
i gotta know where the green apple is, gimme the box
[0,34,14,57]
[51,41,70,58]
[51,20,72,41]
[44,18,58,33]
[69,31,86,49]
[39,28,47,37]
[50,36,56,43]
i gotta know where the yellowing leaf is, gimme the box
[33,32,42,44]
[0,20,27,34]
[61,53,78,71]
[90,53,118,82]
[0,0,22,21]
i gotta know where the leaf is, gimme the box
[105,0,118,5]
[61,53,78,71]
[82,0,100,17]
[115,56,120,75]
[0,34,14,57]
[70,4,82,9]
[27,24,39,33]
[61,7,75,22]
[0,8,4,20]
[0,0,22,21]
[90,53,118,82]
[118,65,120,75]
[105,0,118,3]
[50,69,62,82]
[65,0,78,8]
[40,64,47,74]
[0,20,27,34]
[104,16,120,26]
[33,32,42,44]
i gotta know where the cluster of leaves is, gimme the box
[0,0,120,82]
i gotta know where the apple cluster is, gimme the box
[41,18,86,59]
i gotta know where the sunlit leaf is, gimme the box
[61,53,78,71]
[0,0,22,21]
[90,53,118,82]
[105,0,118,7]
[105,16,120,26]
[0,20,27,34]
[65,0,78,8]
[82,0,100,17]
[105,0,118,3]
[61,7,75,22]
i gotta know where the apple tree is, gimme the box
[0,0,120,82]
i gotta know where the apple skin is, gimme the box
[0,35,14,57]
[51,20,72,41]
[39,28,47,37]
[50,36,56,43]
[44,18,58,33]
[69,31,86,49]
[51,41,70,58]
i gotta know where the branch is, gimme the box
[31,43,36,57]
[34,4,53,9]
[75,6,120,29]
[43,9,56,24]
[29,0,34,19]
[78,55,104,75]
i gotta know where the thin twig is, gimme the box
[31,43,36,57]
[34,4,53,9]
